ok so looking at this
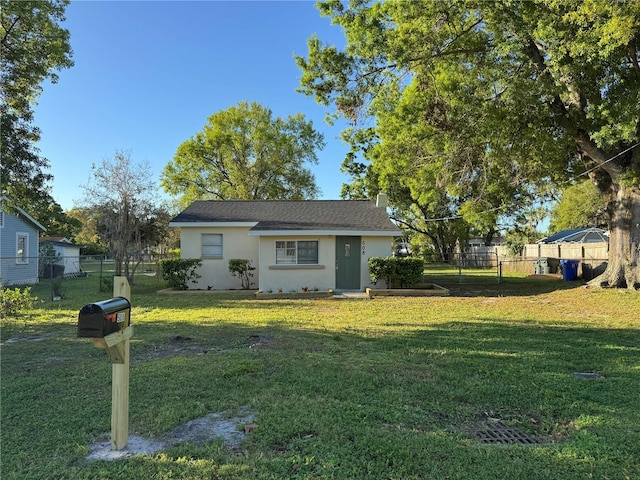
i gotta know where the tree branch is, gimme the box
[1,15,21,48]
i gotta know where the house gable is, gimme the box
[0,197,46,286]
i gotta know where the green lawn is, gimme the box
[2,274,639,479]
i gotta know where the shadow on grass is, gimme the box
[3,309,638,478]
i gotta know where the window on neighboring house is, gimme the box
[202,234,223,258]
[16,233,28,264]
[275,240,318,265]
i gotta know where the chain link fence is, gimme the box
[1,255,165,291]
[422,253,608,284]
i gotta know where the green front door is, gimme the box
[336,236,361,290]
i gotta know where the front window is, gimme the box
[16,233,28,264]
[202,234,223,258]
[276,240,318,265]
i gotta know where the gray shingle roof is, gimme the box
[170,200,400,234]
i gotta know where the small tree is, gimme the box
[81,150,170,284]
[228,259,255,290]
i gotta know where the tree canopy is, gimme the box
[1,0,73,212]
[298,0,640,288]
[161,101,325,207]
[548,180,607,233]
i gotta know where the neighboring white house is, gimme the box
[169,196,401,292]
[39,237,83,278]
[0,196,46,286]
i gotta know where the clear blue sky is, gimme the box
[33,0,350,211]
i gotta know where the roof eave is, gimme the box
[248,229,402,237]
[169,221,258,228]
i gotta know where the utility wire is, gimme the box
[577,141,640,179]
[393,142,640,223]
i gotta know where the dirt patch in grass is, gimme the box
[134,335,211,361]
[86,406,255,461]
[135,334,277,361]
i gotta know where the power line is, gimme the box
[578,141,640,179]
[390,142,640,224]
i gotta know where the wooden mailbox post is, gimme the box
[78,276,132,450]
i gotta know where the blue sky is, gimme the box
[33,0,350,211]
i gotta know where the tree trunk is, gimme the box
[588,184,640,289]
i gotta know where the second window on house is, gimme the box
[202,234,223,258]
[275,240,318,265]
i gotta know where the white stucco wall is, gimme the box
[257,235,335,292]
[180,226,260,290]
[256,234,395,292]
[178,226,396,292]
[361,236,396,289]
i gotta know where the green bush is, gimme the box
[368,256,424,288]
[159,258,202,290]
[0,286,37,317]
[228,259,255,289]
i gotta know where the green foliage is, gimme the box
[368,256,424,288]
[1,277,640,478]
[228,259,255,290]
[549,180,607,231]
[66,207,109,254]
[0,286,37,317]
[99,275,113,293]
[298,0,640,286]
[38,243,60,268]
[161,101,325,207]
[159,258,202,290]
[50,276,64,299]
[0,0,74,210]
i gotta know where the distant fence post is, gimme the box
[99,257,104,292]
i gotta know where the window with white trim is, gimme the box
[16,233,28,264]
[202,233,223,258]
[275,240,318,265]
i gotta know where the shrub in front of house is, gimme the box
[159,258,202,290]
[368,256,424,288]
[228,259,255,289]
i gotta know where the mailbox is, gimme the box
[78,297,131,338]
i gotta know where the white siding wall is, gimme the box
[61,246,81,274]
[180,227,260,290]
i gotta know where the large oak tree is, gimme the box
[162,101,325,207]
[297,0,640,289]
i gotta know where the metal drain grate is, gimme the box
[475,421,541,445]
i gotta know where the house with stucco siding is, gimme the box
[169,196,401,292]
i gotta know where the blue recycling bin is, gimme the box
[560,259,579,281]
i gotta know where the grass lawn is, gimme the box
[1,274,639,479]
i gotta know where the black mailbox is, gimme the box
[78,297,131,338]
